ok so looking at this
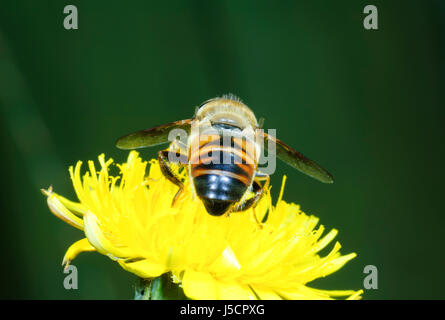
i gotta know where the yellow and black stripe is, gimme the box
[189,133,257,216]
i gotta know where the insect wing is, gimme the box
[261,132,334,184]
[116,119,193,150]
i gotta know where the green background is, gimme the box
[0,0,444,299]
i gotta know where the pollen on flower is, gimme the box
[42,151,363,300]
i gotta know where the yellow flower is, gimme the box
[42,151,363,300]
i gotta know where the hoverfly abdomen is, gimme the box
[193,174,248,215]
[189,130,257,216]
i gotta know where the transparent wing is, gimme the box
[262,132,334,183]
[116,119,193,150]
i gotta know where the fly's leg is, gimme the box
[158,150,189,207]
[232,172,270,228]
[254,171,270,190]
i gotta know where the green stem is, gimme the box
[134,273,188,300]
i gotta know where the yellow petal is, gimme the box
[215,281,257,300]
[250,287,283,300]
[313,229,338,253]
[279,285,333,300]
[55,194,87,217]
[42,187,84,230]
[83,212,128,259]
[62,238,95,269]
[182,270,218,300]
[118,259,167,279]
[182,269,257,300]
[346,290,364,300]
[210,246,242,274]
[319,252,358,278]
[310,287,363,299]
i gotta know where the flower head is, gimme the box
[42,151,362,299]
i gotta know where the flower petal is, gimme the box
[42,187,84,230]
[279,284,335,300]
[56,194,87,217]
[215,281,257,300]
[182,270,218,300]
[309,288,363,299]
[313,229,338,253]
[182,269,257,300]
[346,290,364,300]
[83,212,125,259]
[210,246,242,274]
[62,238,96,269]
[118,259,167,279]
[250,287,283,300]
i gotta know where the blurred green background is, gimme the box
[0,0,444,299]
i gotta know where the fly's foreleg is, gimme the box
[232,172,270,228]
[158,150,189,207]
